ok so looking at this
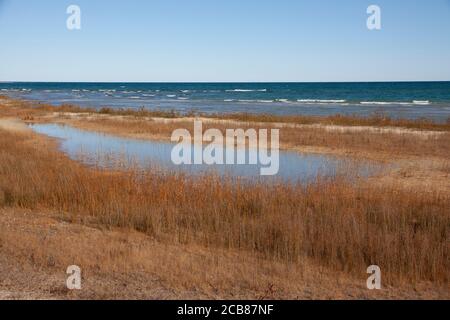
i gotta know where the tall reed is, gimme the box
[0,129,448,285]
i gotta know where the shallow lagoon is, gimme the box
[29,123,379,182]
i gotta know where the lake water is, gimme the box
[29,123,379,182]
[4,82,450,121]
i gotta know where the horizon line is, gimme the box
[1,80,450,84]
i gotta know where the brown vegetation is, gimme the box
[0,128,448,293]
[0,96,449,299]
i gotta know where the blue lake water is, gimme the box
[3,82,450,121]
[29,123,378,182]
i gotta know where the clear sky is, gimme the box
[0,0,449,82]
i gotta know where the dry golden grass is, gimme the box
[1,96,449,298]
[6,208,445,300]
[280,126,450,158]
[5,208,449,300]
[0,128,448,291]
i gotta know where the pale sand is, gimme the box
[0,118,30,133]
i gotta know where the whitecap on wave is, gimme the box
[413,100,430,105]
[297,99,346,103]
[226,89,267,92]
[360,101,431,106]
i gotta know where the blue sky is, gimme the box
[0,0,449,82]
